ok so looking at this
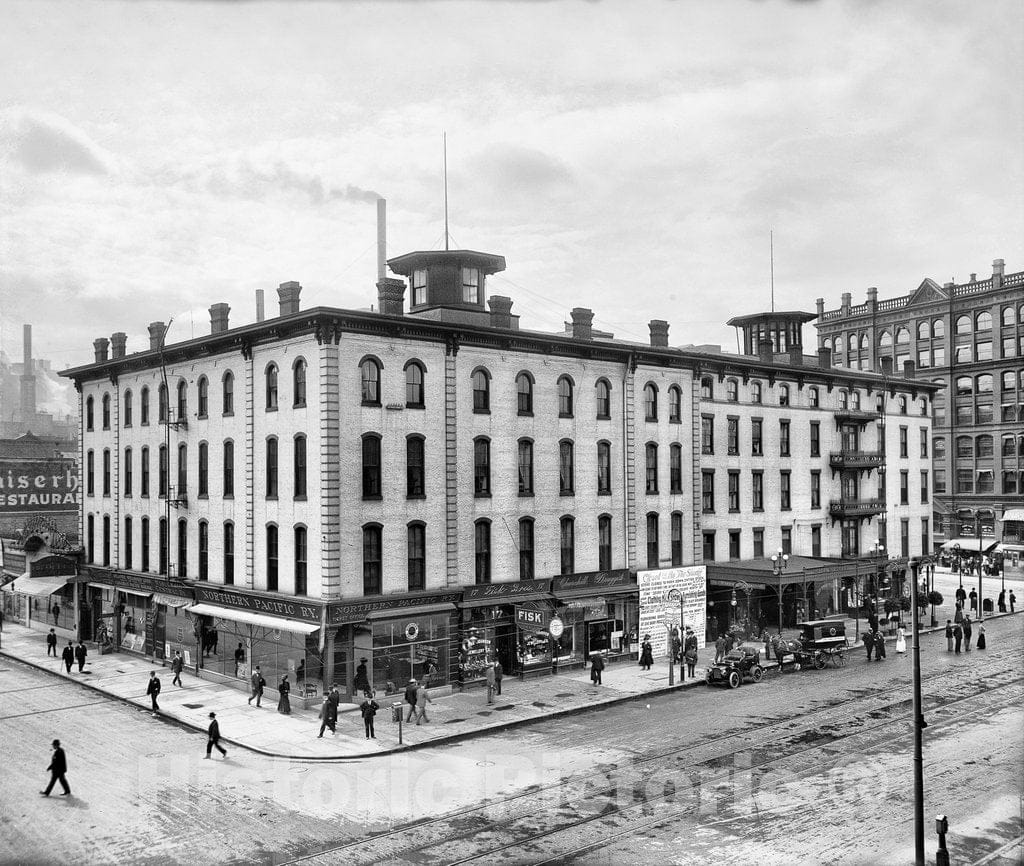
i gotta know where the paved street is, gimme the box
[1,603,1021,865]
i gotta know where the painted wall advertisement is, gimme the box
[637,566,707,659]
[0,460,79,513]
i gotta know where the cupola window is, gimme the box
[462,267,480,303]
[412,269,427,306]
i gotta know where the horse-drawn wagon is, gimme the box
[770,620,848,670]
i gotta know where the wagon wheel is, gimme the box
[813,652,827,670]
[727,670,741,689]
[833,648,847,667]
[751,665,764,683]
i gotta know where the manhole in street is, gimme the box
[555,693,575,698]
[183,703,204,709]
[476,761,495,767]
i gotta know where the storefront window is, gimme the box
[367,612,451,696]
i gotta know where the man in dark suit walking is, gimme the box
[61,641,74,674]
[46,629,58,657]
[247,666,265,707]
[40,739,70,796]
[74,642,87,673]
[146,671,162,714]
[205,712,227,759]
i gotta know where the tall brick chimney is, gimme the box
[93,337,110,364]
[817,346,832,368]
[111,332,127,359]
[376,278,406,316]
[571,308,594,341]
[210,303,231,334]
[841,292,851,315]
[488,295,514,329]
[992,258,1005,288]
[278,281,302,316]
[148,322,167,352]
[649,320,669,347]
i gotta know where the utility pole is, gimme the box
[910,561,926,865]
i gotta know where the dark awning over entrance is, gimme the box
[707,556,862,590]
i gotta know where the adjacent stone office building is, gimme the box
[62,241,938,701]
[815,258,1024,568]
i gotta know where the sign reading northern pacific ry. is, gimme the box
[0,460,80,513]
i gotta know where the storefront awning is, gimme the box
[152,593,190,609]
[10,575,70,597]
[186,604,320,634]
[940,538,998,553]
[460,592,552,608]
[1001,509,1024,523]
[366,602,456,620]
[995,542,1024,553]
[555,586,636,601]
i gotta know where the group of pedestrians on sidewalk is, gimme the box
[945,615,987,653]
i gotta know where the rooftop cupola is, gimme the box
[386,248,506,327]
[726,311,817,359]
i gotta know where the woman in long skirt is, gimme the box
[639,635,654,670]
[277,675,291,715]
[976,625,986,650]
[895,627,907,654]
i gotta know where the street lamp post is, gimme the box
[910,560,926,866]
[770,549,790,635]
[977,512,985,623]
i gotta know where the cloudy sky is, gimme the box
[1,0,1022,376]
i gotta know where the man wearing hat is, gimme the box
[354,657,371,696]
[404,679,419,723]
[41,739,70,796]
[205,712,227,759]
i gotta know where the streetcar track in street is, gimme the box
[0,699,112,721]
[279,668,1022,866]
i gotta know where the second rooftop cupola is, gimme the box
[387,248,506,326]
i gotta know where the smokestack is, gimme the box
[111,332,127,359]
[148,322,166,352]
[278,281,301,316]
[377,198,386,281]
[376,278,406,316]
[817,346,832,368]
[649,320,669,347]
[93,337,110,364]
[256,290,265,323]
[20,324,36,424]
[488,295,514,329]
[815,298,824,318]
[570,308,594,341]
[210,303,230,334]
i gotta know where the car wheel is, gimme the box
[727,670,741,689]
[751,665,764,683]
[814,653,826,670]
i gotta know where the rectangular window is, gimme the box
[753,528,764,558]
[920,429,928,458]
[811,525,821,558]
[462,267,480,303]
[198,443,209,497]
[900,518,909,557]
[899,426,908,458]
[810,421,820,458]
[934,469,946,494]
[475,440,491,496]
[921,518,929,555]
[920,470,929,503]
[266,526,278,592]
[407,525,425,591]
[518,440,534,495]
[728,530,740,560]
[141,518,150,572]
[362,436,381,499]
[781,527,792,555]
[728,471,739,512]
[751,419,763,456]
[518,520,534,580]
[670,445,682,494]
[223,441,234,497]
[900,470,909,505]
[811,470,821,509]
[780,471,791,510]
[295,527,307,595]
[475,522,491,584]
[412,269,427,306]
[266,438,278,498]
[559,441,574,495]
[294,436,307,499]
[124,517,133,570]
[702,531,715,562]
[406,437,425,498]
[646,513,659,569]
[701,415,714,454]
[199,521,209,581]
[124,448,133,497]
[752,471,764,511]
[779,420,790,457]
[671,513,682,566]
[702,470,715,513]
[597,442,611,494]
[598,516,612,571]
[223,523,234,585]
[727,417,739,455]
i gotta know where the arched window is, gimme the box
[293,434,307,498]
[85,395,94,431]
[833,336,842,354]
[598,514,612,570]
[198,441,208,497]
[851,390,861,410]
[222,371,234,415]
[177,443,188,497]
[955,435,973,458]
[878,330,893,348]
[474,520,491,584]
[1002,306,1017,327]
[896,327,910,344]
[669,443,682,493]
[557,375,574,417]
[956,376,973,396]
[518,518,534,580]
[595,379,611,419]
[700,377,713,400]
[559,516,575,575]
[898,396,907,414]
[407,523,425,591]
[177,519,188,579]
[726,379,738,402]
[176,379,188,421]
[597,441,612,494]
[646,512,659,569]
[917,321,930,340]
[158,383,168,422]
[838,390,849,410]
[265,363,279,410]
[405,361,425,408]
[360,357,381,405]
[223,521,235,584]
[933,437,946,459]
[976,311,992,330]
[361,434,381,499]
[197,376,209,417]
[645,442,658,494]
[859,333,868,350]
[779,384,790,406]
[955,315,972,334]
[265,437,278,498]
[977,374,993,393]
[977,434,993,457]
[848,333,858,352]
[516,372,533,415]
[751,381,762,403]
[362,523,383,595]
[1003,370,1017,393]
[645,383,658,421]
[140,387,149,425]
[474,437,491,495]
[158,444,168,496]
[140,446,150,497]
[292,358,307,407]
[559,439,574,495]
[472,368,490,413]
[294,525,308,595]
[262,524,278,592]
[808,387,819,408]
[932,318,945,338]
[222,440,234,497]
[102,393,111,430]
[668,385,682,422]
[198,520,209,580]
[517,438,534,494]
[406,435,425,497]
[920,399,928,416]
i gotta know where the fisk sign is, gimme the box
[515,606,547,633]
[0,460,80,513]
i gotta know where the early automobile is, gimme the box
[705,646,764,689]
